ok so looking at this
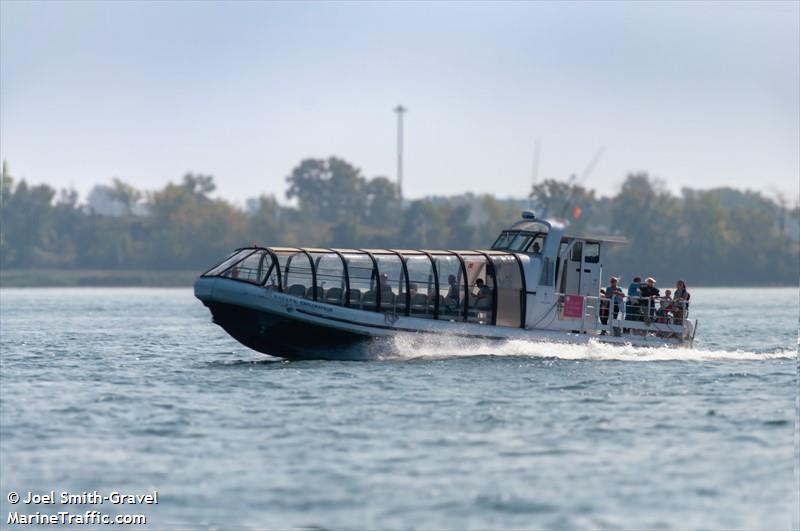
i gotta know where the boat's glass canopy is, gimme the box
[202,247,527,328]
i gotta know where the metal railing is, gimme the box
[556,293,690,338]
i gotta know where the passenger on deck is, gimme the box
[605,277,624,336]
[626,276,642,322]
[638,277,660,321]
[474,278,492,310]
[658,289,673,322]
[672,280,690,324]
[531,241,541,253]
[599,289,609,333]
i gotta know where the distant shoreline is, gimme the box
[1,269,797,289]
[0,269,199,288]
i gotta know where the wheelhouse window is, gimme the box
[491,232,515,250]
[492,230,547,253]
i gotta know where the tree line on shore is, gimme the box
[1,158,797,286]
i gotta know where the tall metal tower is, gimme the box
[393,105,407,204]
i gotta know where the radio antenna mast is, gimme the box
[394,105,407,205]
[529,137,541,209]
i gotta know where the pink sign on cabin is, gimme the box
[563,294,584,318]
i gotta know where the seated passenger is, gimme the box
[531,241,541,253]
[657,289,673,322]
[672,280,690,324]
[379,273,392,293]
[444,274,460,311]
[474,278,492,310]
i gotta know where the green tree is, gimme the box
[109,178,143,216]
[363,176,400,228]
[286,157,366,223]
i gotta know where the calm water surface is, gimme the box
[1,287,797,529]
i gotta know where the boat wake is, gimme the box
[385,335,796,362]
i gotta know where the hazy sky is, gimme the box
[2,1,798,205]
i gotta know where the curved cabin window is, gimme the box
[461,253,494,325]
[312,252,347,305]
[213,249,274,286]
[344,253,376,310]
[404,255,436,317]
[203,249,254,277]
[375,254,405,313]
[432,254,465,320]
[281,251,314,298]
[227,249,273,284]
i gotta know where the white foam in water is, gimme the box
[388,334,796,362]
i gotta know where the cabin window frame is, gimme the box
[324,248,351,307]
[491,230,549,253]
[357,249,381,312]
[279,248,316,297]
[202,248,256,277]
[419,251,441,318]
[382,250,411,316]
[474,251,499,326]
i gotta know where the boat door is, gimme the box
[562,240,582,295]
[580,241,601,297]
[558,239,601,297]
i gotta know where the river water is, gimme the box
[1,287,797,529]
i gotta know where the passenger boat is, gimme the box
[194,212,696,360]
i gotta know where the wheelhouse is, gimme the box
[491,220,550,254]
[202,247,528,328]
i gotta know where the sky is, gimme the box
[1,1,798,205]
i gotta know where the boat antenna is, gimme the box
[560,145,606,219]
[577,145,605,186]
[529,137,541,210]
[394,105,407,207]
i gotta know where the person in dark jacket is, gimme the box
[638,277,660,322]
[604,277,624,336]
